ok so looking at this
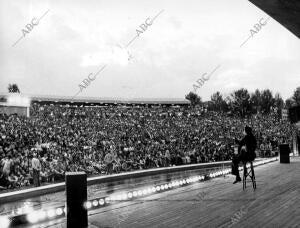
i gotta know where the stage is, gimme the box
[23,157,300,228]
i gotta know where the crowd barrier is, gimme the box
[0,157,278,228]
[0,160,232,204]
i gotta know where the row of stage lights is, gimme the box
[0,158,277,227]
[84,174,209,210]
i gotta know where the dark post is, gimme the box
[279,144,290,163]
[66,172,88,228]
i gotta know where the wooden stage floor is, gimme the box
[35,157,300,228]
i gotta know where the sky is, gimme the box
[0,0,299,101]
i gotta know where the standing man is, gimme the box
[260,142,265,157]
[32,153,41,187]
[104,150,114,175]
[232,126,257,184]
[2,153,13,177]
[266,142,272,157]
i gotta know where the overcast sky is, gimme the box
[0,0,299,101]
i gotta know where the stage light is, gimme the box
[133,191,138,197]
[16,207,23,215]
[156,186,161,191]
[23,205,33,214]
[38,210,46,220]
[164,184,168,189]
[47,209,56,218]
[147,188,152,194]
[56,208,63,216]
[161,185,165,190]
[143,189,148,195]
[138,190,143,196]
[0,216,10,228]
[168,183,172,188]
[122,194,128,200]
[128,192,133,198]
[93,200,99,207]
[179,181,183,185]
[152,187,156,193]
[183,179,186,184]
[105,197,111,203]
[85,201,92,209]
[99,199,105,205]
[27,211,39,223]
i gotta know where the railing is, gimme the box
[0,157,278,228]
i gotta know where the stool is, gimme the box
[242,161,256,190]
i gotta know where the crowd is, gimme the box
[0,103,295,190]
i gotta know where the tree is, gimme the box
[185,91,202,107]
[8,84,20,93]
[250,89,261,114]
[291,87,300,106]
[285,98,294,109]
[228,88,251,118]
[260,89,274,114]
[210,92,228,112]
[273,93,284,118]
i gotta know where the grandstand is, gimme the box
[0,93,190,107]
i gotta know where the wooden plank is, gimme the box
[83,157,300,228]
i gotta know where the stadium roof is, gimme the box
[249,0,300,38]
[0,93,190,105]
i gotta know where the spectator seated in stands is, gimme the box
[0,103,294,190]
